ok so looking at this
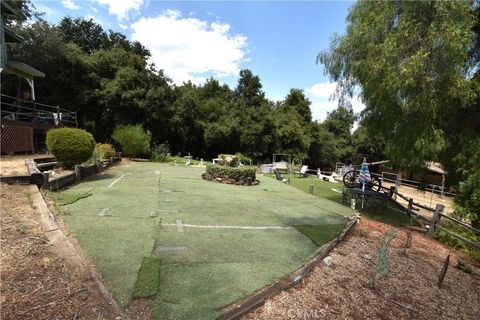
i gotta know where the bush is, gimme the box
[111,124,151,157]
[95,143,116,160]
[205,164,256,182]
[434,221,480,263]
[218,154,239,167]
[46,128,95,169]
[151,143,170,162]
[235,152,252,165]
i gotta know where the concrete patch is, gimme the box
[98,208,110,216]
[176,219,184,232]
[331,188,343,194]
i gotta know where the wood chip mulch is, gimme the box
[0,183,120,320]
[243,219,480,320]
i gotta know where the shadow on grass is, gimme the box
[294,223,345,246]
[264,174,414,227]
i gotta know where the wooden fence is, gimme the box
[385,186,480,250]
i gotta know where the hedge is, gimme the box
[205,164,256,182]
[46,128,95,169]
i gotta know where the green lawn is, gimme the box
[52,163,352,319]
[266,173,414,227]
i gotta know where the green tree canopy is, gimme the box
[318,0,477,168]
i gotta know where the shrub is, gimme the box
[218,154,239,167]
[235,152,252,165]
[111,124,151,157]
[95,143,116,160]
[205,164,256,182]
[434,221,480,263]
[151,143,170,162]
[46,128,95,169]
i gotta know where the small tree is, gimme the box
[46,128,95,168]
[111,124,151,157]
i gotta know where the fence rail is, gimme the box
[383,186,480,250]
[1,94,77,127]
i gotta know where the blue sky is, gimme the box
[35,0,363,121]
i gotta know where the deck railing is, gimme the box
[0,94,77,127]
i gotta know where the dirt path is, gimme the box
[243,219,480,320]
[0,183,123,319]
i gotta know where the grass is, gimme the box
[294,224,345,246]
[266,173,413,227]
[49,189,93,206]
[434,221,480,263]
[25,190,35,209]
[133,257,161,298]
[52,163,352,319]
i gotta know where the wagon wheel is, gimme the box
[343,170,359,188]
[369,177,382,192]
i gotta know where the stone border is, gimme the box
[220,216,358,320]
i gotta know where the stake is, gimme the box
[438,252,450,287]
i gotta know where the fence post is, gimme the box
[388,186,396,199]
[406,198,413,215]
[74,165,82,182]
[56,105,60,126]
[427,204,445,238]
[309,184,314,194]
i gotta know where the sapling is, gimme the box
[368,228,397,288]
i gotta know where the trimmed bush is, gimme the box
[218,154,239,167]
[111,124,151,157]
[46,128,95,169]
[205,164,256,183]
[95,143,116,160]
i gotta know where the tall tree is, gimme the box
[283,88,312,123]
[318,0,479,225]
[323,106,355,163]
[235,69,266,108]
[318,0,476,168]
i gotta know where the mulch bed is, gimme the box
[0,183,121,320]
[243,219,480,320]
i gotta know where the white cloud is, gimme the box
[62,0,80,10]
[131,10,248,85]
[306,81,366,122]
[94,0,144,20]
[85,14,103,26]
[306,81,336,99]
[118,23,128,30]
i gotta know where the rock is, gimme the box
[362,254,372,261]
[323,256,334,267]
